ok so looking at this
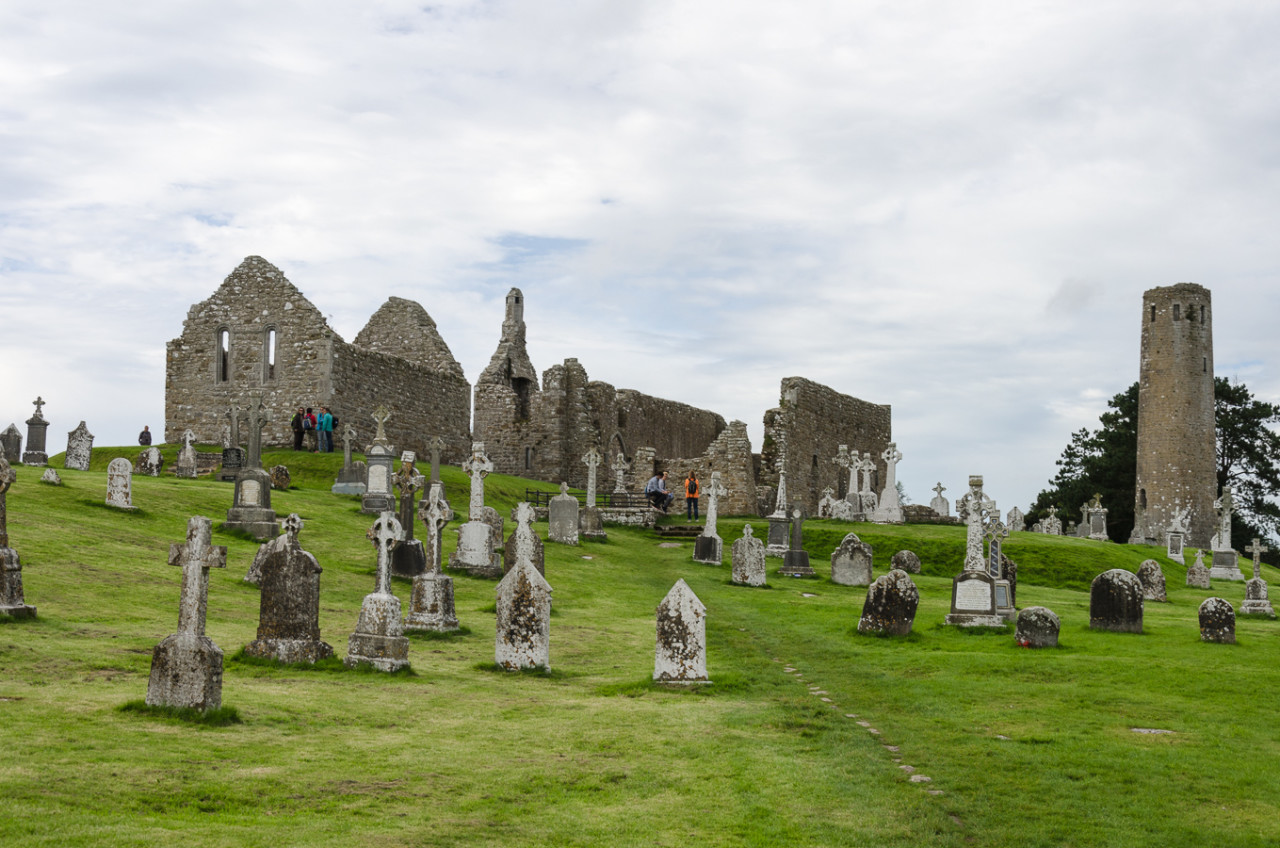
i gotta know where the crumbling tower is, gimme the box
[1131,283,1216,548]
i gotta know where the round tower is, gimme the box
[1132,283,1216,548]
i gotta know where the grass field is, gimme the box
[2,448,1278,847]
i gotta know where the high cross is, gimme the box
[1247,538,1270,581]
[167,516,228,637]
[582,447,602,507]
[463,443,493,512]
[369,512,403,595]
[31,397,45,418]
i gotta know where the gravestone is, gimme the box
[1185,549,1212,588]
[780,505,816,577]
[504,502,545,576]
[105,457,136,510]
[830,533,873,586]
[986,529,1014,621]
[1240,539,1275,617]
[361,408,397,514]
[692,472,727,565]
[1199,597,1235,644]
[145,516,228,710]
[730,524,766,587]
[945,476,1003,627]
[891,549,921,574]
[1085,494,1108,541]
[406,482,459,633]
[1208,487,1244,579]
[547,482,580,545]
[871,443,904,524]
[579,447,607,542]
[1002,554,1019,607]
[766,460,791,558]
[242,514,334,664]
[930,482,950,518]
[833,445,856,501]
[63,421,94,471]
[174,429,199,479]
[243,394,270,470]
[40,468,60,485]
[391,455,427,578]
[817,486,838,519]
[1136,560,1167,603]
[1166,531,1186,566]
[0,458,36,618]
[22,397,49,466]
[135,446,164,477]
[611,451,630,493]
[1007,506,1025,533]
[1089,569,1144,633]
[332,424,367,495]
[345,512,411,671]
[0,424,20,465]
[224,467,278,540]
[495,556,552,670]
[217,406,244,482]
[853,452,878,517]
[269,465,291,491]
[1041,514,1062,535]
[1015,607,1060,648]
[654,579,708,683]
[243,537,271,586]
[450,443,501,577]
[857,570,919,636]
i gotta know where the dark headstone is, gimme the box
[1015,606,1060,647]
[780,505,815,577]
[242,515,334,664]
[857,570,919,636]
[1199,597,1235,644]
[1089,569,1144,633]
[890,549,921,574]
[218,447,245,482]
[0,425,20,465]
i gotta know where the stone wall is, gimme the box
[760,377,892,514]
[658,421,756,516]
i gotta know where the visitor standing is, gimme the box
[319,407,334,453]
[138,426,152,446]
[684,471,700,520]
[290,407,305,451]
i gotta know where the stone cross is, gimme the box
[369,512,404,596]
[582,447,602,507]
[281,513,304,539]
[167,516,228,638]
[244,394,270,469]
[705,471,728,538]
[1215,486,1235,550]
[984,520,1010,578]
[32,397,46,419]
[225,406,242,449]
[395,457,425,541]
[833,445,855,498]
[958,475,997,572]
[182,429,195,449]
[463,442,494,513]
[880,442,903,496]
[933,482,946,501]
[858,453,876,495]
[429,436,446,483]
[1247,538,1269,581]
[611,451,630,493]
[418,481,453,573]
[342,424,358,467]
[0,457,14,548]
[372,406,391,444]
[772,458,789,517]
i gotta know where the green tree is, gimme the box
[1215,377,1280,544]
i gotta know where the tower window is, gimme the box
[1150,305,1156,322]
[1201,305,1205,323]
[1173,304,1181,321]
[263,327,277,382]
[524,446,534,470]
[1204,357,1207,374]
[216,328,230,383]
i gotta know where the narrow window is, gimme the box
[812,454,819,470]
[524,446,534,470]
[1201,305,1205,324]
[1204,357,1207,374]
[263,328,277,382]
[1173,304,1181,321]
[217,328,230,382]
[1150,305,1156,322]
[1139,488,1147,509]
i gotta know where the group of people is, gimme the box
[645,470,702,520]
[290,406,337,452]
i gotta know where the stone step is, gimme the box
[656,525,703,538]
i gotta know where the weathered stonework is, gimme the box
[654,579,708,683]
[857,570,919,636]
[0,458,36,619]
[730,525,766,587]
[345,513,411,672]
[165,257,470,462]
[1090,569,1144,633]
[1199,597,1235,643]
[1131,284,1216,548]
[495,556,552,671]
[831,533,873,586]
[242,515,334,664]
[63,421,94,471]
[891,550,921,574]
[1015,606,1060,648]
[1136,559,1167,603]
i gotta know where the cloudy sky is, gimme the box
[2,0,1277,512]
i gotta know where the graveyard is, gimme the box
[2,446,1280,847]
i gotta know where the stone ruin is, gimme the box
[1089,569,1144,633]
[146,516,228,710]
[105,457,136,510]
[1015,607,1060,648]
[504,501,545,576]
[654,579,708,683]
[135,446,164,477]
[63,421,94,471]
[406,482,459,633]
[0,457,36,618]
[857,570,918,636]
[495,555,552,671]
[730,525,766,587]
[547,482,580,545]
[451,442,502,578]
[692,471,727,566]
[242,514,334,664]
[1136,560,1167,603]
[346,512,411,672]
[830,533,873,587]
[1199,597,1235,644]
[22,397,49,466]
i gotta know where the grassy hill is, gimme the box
[3,449,1279,847]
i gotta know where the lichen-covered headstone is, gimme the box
[243,514,334,664]
[692,471,727,565]
[495,556,552,671]
[1240,539,1275,617]
[146,516,228,710]
[0,424,20,465]
[780,505,816,577]
[224,467,278,540]
[730,524,766,587]
[504,502,545,576]
[269,464,292,491]
[175,429,199,479]
[548,482,580,545]
[105,457,136,510]
[64,421,94,471]
[1015,606,1060,648]
[870,442,904,524]
[1089,569,1144,633]
[929,482,951,518]
[332,424,368,495]
[450,443,501,576]
[857,570,919,636]
[345,512,411,671]
[0,458,36,618]
[1186,549,1212,588]
[1136,560,1167,602]
[944,475,1003,627]
[40,468,61,486]
[135,446,164,477]
[1199,597,1235,644]
[1006,505,1025,532]
[891,549,921,575]
[830,533,873,586]
[406,482,459,633]
[654,578,708,683]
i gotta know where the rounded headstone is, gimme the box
[1198,597,1236,644]
[857,569,919,636]
[1136,559,1167,602]
[1015,606,1060,648]
[1089,569,1144,633]
[269,464,292,491]
[890,549,921,574]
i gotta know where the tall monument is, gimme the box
[1131,283,1216,548]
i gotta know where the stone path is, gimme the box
[774,657,944,798]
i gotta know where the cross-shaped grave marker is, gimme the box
[1246,538,1270,581]
[463,443,493,514]
[167,516,228,637]
[582,447,602,508]
[369,512,403,596]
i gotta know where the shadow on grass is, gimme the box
[118,699,243,726]
[0,612,40,625]
[473,661,572,680]
[848,628,925,642]
[930,623,1011,636]
[215,524,274,544]
[596,672,749,698]
[79,499,150,518]
[406,626,472,641]
[723,580,775,589]
[227,649,417,676]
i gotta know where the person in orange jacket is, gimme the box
[684,471,700,520]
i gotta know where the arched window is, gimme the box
[216,328,230,383]
[263,327,277,382]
